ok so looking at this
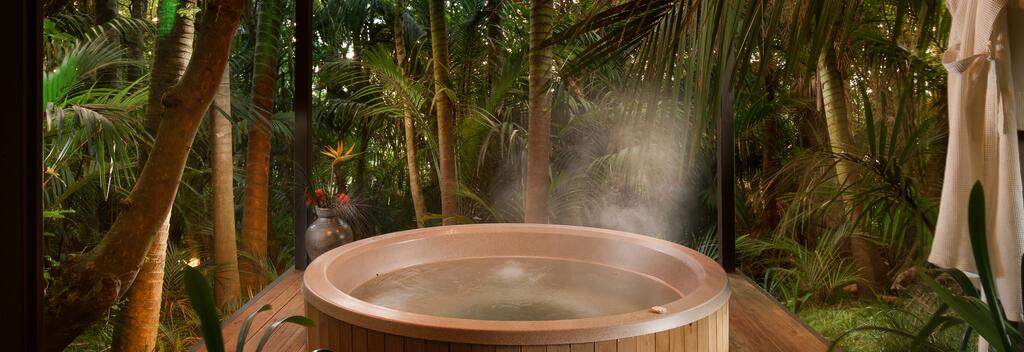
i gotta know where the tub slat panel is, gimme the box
[338,321,353,352]
[407,338,428,352]
[638,333,654,352]
[496,346,521,352]
[353,326,368,352]
[369,330,386,352]
[595,340,616,352]
[617,336,636,352]
[329,317,342,349]
[684,322,698,352]
[701,317,710,352]
[474,344,497,352]
[522,345,546,352]
[668,327,682,352]
[653,331,669,352]
[424,339,447,352]
[718,305,729,352]
[307,303,323,349]
[546,344,569,352]
[386,333,405,352]
[452,343,472,352]
[570,342,594,352]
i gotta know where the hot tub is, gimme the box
[303,224,730,352]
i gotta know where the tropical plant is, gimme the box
[241,0,285,295]
[830,182,1024,352]
[211,64,242,307]
[42,0,244,348]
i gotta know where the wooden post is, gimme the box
[5,0,43,349]
[293,0,313,270]
[717,66,736,273]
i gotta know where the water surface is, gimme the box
[350,257,680,321]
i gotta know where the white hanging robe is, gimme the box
[929,0,1024,321]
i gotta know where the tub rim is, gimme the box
[302,224,730,345]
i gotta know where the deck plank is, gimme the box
[196,270,829,352]
[727,274,829,352]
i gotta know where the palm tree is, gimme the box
[93,0,120,87]
[427,0,459,225]
[524,0,555,223]
[211,66,241,306]
[817,42,887,294]
[125,0,149,83]
[43,0,243,348]
[111,1,193,349]
[394,0,428,227]
[241,0,284,294]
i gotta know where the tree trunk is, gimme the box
[485,0,503,86]
[211,66,241,306]
[110,213,170,352]
[524,0,554,223]
[796,75,829,150]
[125,0,148,84]
[44,0,73,16]
[241,0,283,294]
[42,0,243,349]
[110,3,193,350]
[394,0,428,227]
[817,47,887,294]
[427,0,459,225]
[94,0,121,87]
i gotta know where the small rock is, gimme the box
[843,283,859,294]
[649,306,667,314]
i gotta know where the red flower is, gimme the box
[337,193,350,205]
[307,189,327,207]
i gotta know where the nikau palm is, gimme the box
[524,0,555,223]
[111,1,192,350]
[212,66,241,306]
[427,0,459,225]
[394,0,428,227]
[241,0,284,294]
[818,25,887,295]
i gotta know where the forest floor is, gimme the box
[801,297,973,352]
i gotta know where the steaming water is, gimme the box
[349,257,681,321]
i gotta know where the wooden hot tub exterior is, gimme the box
[303,224,730,352]
[306,302,728,352]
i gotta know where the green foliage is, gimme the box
[742,230,861,312]
[803,300,970,352]
[830,183,1024,351]
[42,54,78,109]
[157,0,179,39]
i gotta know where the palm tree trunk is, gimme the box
[427,0,459,225]
[43,0,242,349]
[94,0,121,87]
[211,66,241,306]
[394,0,428,227]
[817,47,887,294]
[241,0,283,294]
[111,3,193,349]
[485,0,503,86]
[125,0,148,83]
[110,213,171,352]
[524,0,554,223]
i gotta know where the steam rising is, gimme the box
[491,89,710,245]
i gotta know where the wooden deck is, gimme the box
[192,270,829,352]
